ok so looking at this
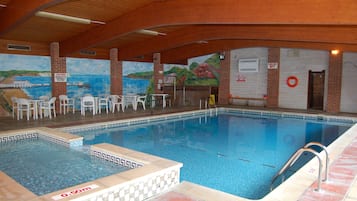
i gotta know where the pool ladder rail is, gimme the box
[199,96,218,116]
[270,142,329,192]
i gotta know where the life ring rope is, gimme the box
[286,76,298,88]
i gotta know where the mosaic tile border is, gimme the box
[72,168,180,201]
[91,149,143,169]
[61,109,219,133]
[0,132,38,143]
[38,134,72,147]
[0,129,82,148]
[223,108,357,124]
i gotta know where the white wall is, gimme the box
[341,52,357,113]
[229,47,357,113]
[279,48,329,110]
[229,48,268,106]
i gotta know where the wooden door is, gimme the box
[308,70,325,110]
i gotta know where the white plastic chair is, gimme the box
[59,95,75,114]
[81,95,95,116]
[39,97,57,119]
[98,96,109,114]
[11,97,18,119]
[110,95,124,113]
[16,98,36,120]
[136,95,147,110]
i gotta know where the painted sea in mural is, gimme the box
[14,74,149,106]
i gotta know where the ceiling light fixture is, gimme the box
[35,11,105,25]
[331,49,340,55]
[0,4,6,7]
[137,29,166,36]
[196,40,208,44]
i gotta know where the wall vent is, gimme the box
[80,49,96,56]
[238,58,259,72]
[7,44,31,51]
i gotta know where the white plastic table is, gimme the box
[151,94,169,108]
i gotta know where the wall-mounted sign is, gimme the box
[236,74,246,82]
[267,62,279,69]
[54,73,67,82]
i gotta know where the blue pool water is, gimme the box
[71,113,352,199]
[0,138,129,196]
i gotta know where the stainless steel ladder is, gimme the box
[270,142,329,192]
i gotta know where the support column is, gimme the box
[267,48,280,108]
[50,42,66,111]
[110,48,123,95]
[218,51,230,104]
[153,53,164,94]
[326,51,343,113]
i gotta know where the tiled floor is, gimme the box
[299,137,357,201]
[0,106,198,131]
[0,105,356,201]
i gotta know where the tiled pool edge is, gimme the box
[60,107,357,133]
[0,127,183,201]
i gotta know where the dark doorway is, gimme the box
[308,70,325,110]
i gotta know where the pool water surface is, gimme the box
[70,112,352,199]
[0,138,130,195]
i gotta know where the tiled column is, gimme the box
[110,48,123,95]
[267,48,280,108]
[218,51,230,104]
[326,51,343,113]
[50,42,66,111]
[153,53,164,94]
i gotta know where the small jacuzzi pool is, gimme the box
[0,128,182,201]
[0,138,129,195]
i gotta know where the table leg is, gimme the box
[162,96,166,108]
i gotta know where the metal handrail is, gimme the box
[270,142,329,192]
[304,142,329,182]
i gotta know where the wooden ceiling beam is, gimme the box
[0,0,66,36]
[59,0,357,56]
[118,25,357,61]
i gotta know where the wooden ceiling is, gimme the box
[1,0,357,64]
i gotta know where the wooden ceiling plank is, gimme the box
[0,0,66,35]
[60,0,357,56]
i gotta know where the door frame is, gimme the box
[307,70,325,110]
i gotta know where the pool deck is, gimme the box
[0,105,356,201]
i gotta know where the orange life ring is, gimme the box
[286,76,298,88]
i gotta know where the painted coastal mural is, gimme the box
[0,53,220,116]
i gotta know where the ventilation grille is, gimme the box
[238,58,259,72]
[80,49,96,56]
[7,44,31,51]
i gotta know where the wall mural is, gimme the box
[164,53,220,86]
[0,53,220,116]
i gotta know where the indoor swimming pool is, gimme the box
[0,138,130,196]
[67,109,354,199]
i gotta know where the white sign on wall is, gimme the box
[54,73,67,82]
[267,62,279,69]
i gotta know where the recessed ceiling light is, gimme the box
[137,29,166,36]
[35,11,105,25]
